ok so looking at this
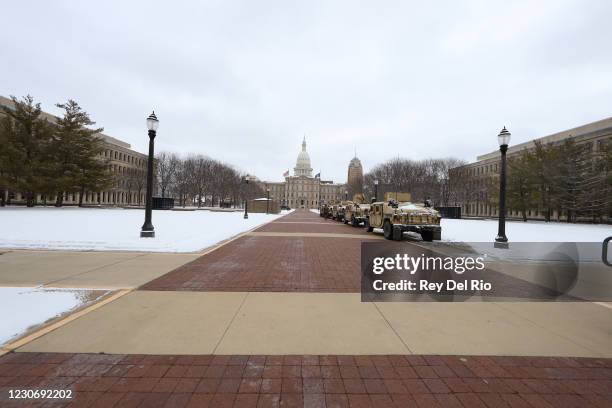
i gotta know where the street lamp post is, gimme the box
[243,175,251,219]
[140,111,158,238]
[266,188,270,214]
[495,126,511,246]
[345,190,348,201]
[374,179,379,202]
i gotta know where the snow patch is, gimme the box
[0,207,289,252]
[0,287,108,345]
[441,218,610,242]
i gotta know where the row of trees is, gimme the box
[155,152,263,207]
[0,96,113,207]
[505,139,610,222]
[363,157,467,205]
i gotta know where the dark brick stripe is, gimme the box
[1,352,610,407]
[141,236,371,292]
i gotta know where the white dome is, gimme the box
[294,136,313,177]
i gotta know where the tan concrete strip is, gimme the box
[1,289,131,356]
[0,251,142,287]
[246,232,383,239]
[17,291,246,355]
[376,302,610,357]
[495,302,612,356]
[46,253,201,289]
[16,291,610,357]
[188,292,409,355]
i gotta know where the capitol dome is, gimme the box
[294,136,313,177]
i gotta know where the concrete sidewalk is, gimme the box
[6,210,612,359]
[0,250,200,289]
[17,291,612,357]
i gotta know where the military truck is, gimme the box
[342,202,357,224]
[337,202,350,222]
[345,203,370,227]
[319,203,331,218]
[353,203,370,227]
[331,203,342,221]
[365,193,441,241]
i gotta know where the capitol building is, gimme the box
[260,137,350,209]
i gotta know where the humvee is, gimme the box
[331,204,342,221]
[353,203,370,227]
[342,202,357,224]
[345,203,370,227]
[319,203,331,218]
[365,193,441,241]
[334,202,351,222]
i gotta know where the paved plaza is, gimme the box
[1,210,611,406]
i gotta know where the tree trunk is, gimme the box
[78,187,85,207]
[26,191,36,207]
[55,192,64,207]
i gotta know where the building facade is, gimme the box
[450,117,612,220]
[0,95,149,206]
[347,154,364,199]
[260,137,346,209]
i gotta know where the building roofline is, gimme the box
[476,116,612,161]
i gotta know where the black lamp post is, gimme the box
[345,190,348,201]
[495,126,511,246]
[266,188,270,214]
[243,175,251,219]
[140,111,158,238]
[374,179,379,202]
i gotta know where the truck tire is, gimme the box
[365,218,373,232]
[352,217,358,227]
[383,220,393,240]
[421,230,434,242]
[392,226,403,241]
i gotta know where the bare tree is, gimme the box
[364,157,466,206]
[155,151,179,198]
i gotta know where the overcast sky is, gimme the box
[3,0,611,182]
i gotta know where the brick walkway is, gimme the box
[1,352,610,407]
[142,211,377,292]
[5,210,612,406]
[254,222,371,235]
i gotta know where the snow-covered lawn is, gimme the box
[0,287,107,345]
[441,218,610,242]
[0,207,289,252]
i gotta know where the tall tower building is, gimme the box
[347,153,364,200]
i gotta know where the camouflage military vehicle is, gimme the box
[353,203,370,227]
[319,203,331,218]
[345,203,370,227]
[365,193,441,241]
[331,203,342,221]
[333,201,353,222]
[342,202,357,224]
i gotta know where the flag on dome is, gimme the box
[315,172,320,178]
[283,170,289,177]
